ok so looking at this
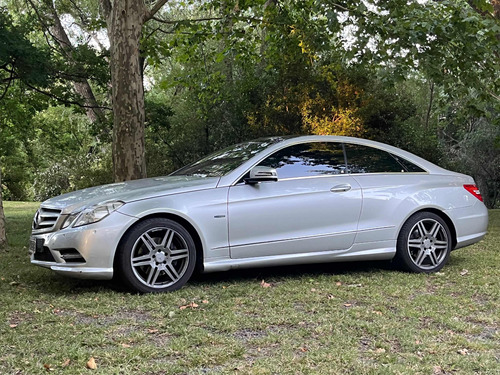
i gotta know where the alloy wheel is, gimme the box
[130,227,190,288]
[407,218,449,270]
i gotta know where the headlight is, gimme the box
[61,212,80,229]
[72,201,125,228]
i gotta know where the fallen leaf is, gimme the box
[299,347,308,352]
[260,280,271,288]
[86,357,97,370]
[310,288,316,292]
[372,310,383,316]
[433,365,444,374]
[121,343,131,348]
[460,269,469,276]
[9,281,19,286]
[9,324,18,328]
[457,348,469,356]
[327,294,335,300]
[415,340,421,345]
[43,363,53,371]
[335,281,342,286]
[179,302,199,310]
[61,359,70,367]
[202,300,209,304]
[343,303,352,307]
[147,329,159,334]
[375,348,386,354]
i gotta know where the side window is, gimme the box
[391,154,426,172]
[258,142,346,179]
[344,144,404,173]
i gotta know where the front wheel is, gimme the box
[116,218,196,293]
[394,212,452,273]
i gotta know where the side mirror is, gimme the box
[244,166,278,184]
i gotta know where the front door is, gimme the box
[228,142,362,259]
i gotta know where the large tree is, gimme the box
[100,0,169,181]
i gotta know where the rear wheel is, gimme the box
[395,212,452,273]
[116,218,196,293]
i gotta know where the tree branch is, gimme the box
[24,81,112,111]
[0,69,15,101]
[151,15,224,24]
[325,1,351,13]
[145,0,169,22]
[151,15,268,25]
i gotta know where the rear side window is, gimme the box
[344,144,404,173]
[391,154,426,172]
[258,142,346,178]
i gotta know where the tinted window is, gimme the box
[391,154,426,172]
[171,137,287,177]
[344,144,404,173]
[258,142,346,179]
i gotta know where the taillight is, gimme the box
[464,184,483,202]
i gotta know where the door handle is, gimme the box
[330,184,351,192]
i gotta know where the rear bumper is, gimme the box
[445,201,488,250]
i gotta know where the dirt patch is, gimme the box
[7,311,34,327]
[55,308,152,326]
[233,328,267,341]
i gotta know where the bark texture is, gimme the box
[104,0,147,181]
[0,168,7,250]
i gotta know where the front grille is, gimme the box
[32,207,62,233]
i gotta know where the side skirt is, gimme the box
[203,240,396,273]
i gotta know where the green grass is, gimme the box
[0,202,499,374]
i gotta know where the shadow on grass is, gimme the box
[191,259,394,285]
[23,247,473,295]
[27,259,396,295]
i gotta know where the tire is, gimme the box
[116,218,196,293]
[394,212,452,273]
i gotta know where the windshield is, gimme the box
[171,137,288,177]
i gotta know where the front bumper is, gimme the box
[30,211,137,280]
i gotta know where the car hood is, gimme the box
[41,175,220,214]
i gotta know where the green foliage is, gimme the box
[1,0,499,206]
[0,7,51,87]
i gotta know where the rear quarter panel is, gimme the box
[352,173,483,244]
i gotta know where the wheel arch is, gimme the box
[113,212,205,273]
[401,207,457,250]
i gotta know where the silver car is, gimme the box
[30,136,488,293]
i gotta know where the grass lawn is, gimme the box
[0,202,499,374]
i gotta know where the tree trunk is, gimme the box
[104,1,147,181]
[0,168,7,250]
[41,0,106,124]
